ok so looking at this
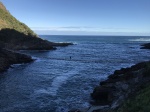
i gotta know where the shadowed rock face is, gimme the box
[91,61,150,110]
[0,2,37,36]
[0,2,73,72]
[0,28,56,50]
[0,28,73,50]
[0,49,33,72]
[0,2,72,50]
[0,2,56,50]
[141,43,150,49]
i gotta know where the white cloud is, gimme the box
[31,26,150,36]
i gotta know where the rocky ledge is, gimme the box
[90,61,150,111]
[0,49,33,72]
[0,29,73,50]
[0,29,73,72]
[50,42,73,47]
[141,43,150,49]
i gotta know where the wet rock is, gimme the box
[141,43,150,49]
[91,61,150,111]
[68,109,81,112]
[91,86,115,105]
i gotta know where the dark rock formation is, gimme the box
[50,42,73,47]
[0,49,33,72]
[0,29,55,50]
[0,2,73,72]
[91,61,150,110]
[91,86,115,105]
[141,43,150,49]
[0,29,73,50]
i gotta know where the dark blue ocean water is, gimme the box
[0,35,150,112]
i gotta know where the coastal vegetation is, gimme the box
[117,84,150,112]
[0,2,72,72]
[90,61,150,112]
[0,2,37,36]
[0,1,150,112]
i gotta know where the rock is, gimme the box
[0,49,33,72]
[68,109,81,112]
[0,29,73,50]
[91,86,114,105]
[91,61,150,111]
[50,42,73,47]
[141,43,150,49]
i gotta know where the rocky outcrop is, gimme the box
[0,2,73,72]
[0,49,33,72]
[141,43,150,49]
[0,2,72,50]
[0,28,73,50]
[90,61,150,111]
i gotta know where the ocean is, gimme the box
[0,35,150,112]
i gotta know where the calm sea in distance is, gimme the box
[0,35,150,112]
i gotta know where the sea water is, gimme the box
[0,35,150,112]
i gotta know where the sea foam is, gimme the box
[129,38,150,42]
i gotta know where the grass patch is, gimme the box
[0,2,37,36]
[116,84,150,112]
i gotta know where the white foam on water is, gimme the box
[129,38,150,42]
[34,88,50,94]
[48,75,68,96]
[34,69,78,96]
[48,69,79,96]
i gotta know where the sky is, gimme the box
[1,0,150,36]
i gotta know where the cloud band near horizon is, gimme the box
[31,26,150,36]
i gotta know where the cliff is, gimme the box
[0,49,33,72]
[0,2,55,50]
[89,61,150,112]
[0,2,37,37]
[0,2,72,72]
[0,2,72,50]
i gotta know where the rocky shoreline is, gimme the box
[0,40,72,72]
[71,61,150,112]
[90,61,150,111]
[70,44,150,112]
[0,29,73,50]
[0,2,73,72]
[0,48,33,72]
[0,29,72,72]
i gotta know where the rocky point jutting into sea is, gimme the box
[69,44,150,112]
[1,1,150,112]
[0,2,72,72]
[141,43,150,49]
[89,61,150,111]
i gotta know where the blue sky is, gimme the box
[1,0,150,35]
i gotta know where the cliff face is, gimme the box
[0,2,37,36]
[0,2,72,72]
[0,2,51,72]
[0,49,33,72]
[90,61,150,111]
[0,2,56,50]
[0,29,55,50]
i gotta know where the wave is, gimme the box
[129,38,150,42]
[34,69,79,96]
